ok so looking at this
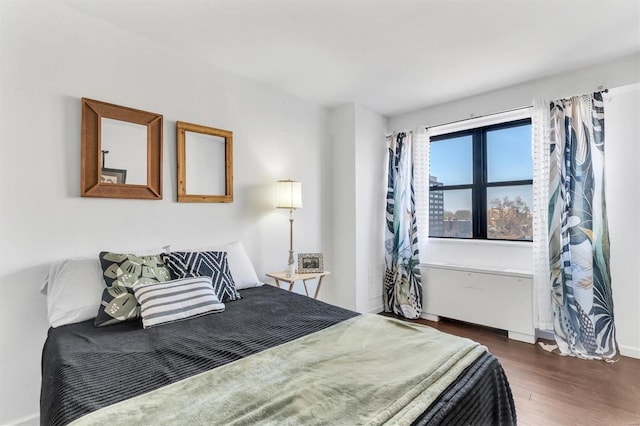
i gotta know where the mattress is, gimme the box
[41,285,516,425]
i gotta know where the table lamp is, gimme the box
[276,179,302,276]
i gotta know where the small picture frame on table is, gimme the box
[297,253,324,273]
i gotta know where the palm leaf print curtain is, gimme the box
[384,132,422,319]
[548,92,617,360]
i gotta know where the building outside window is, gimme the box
[429,176,445,236]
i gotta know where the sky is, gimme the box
[429,124,532,212]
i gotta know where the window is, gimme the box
[428,118,532,241]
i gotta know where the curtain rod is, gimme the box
[422,87,608,131]
[424,104,532,130]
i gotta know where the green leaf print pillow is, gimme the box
[95,252,171,327]
[99,252,171,288]
[94,285,140,327]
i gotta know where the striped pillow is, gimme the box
[132,276,225,328]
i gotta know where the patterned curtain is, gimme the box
[384,132,422,319]
[548,92,617,360]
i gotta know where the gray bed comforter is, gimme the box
[41,285,516,425]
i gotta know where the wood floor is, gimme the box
[414,317,640,426]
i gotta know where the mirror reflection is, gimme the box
[185,132,226,195]
[101,118,147,185]
[176,121,233,203]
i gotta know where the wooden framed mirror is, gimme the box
[176,121,233,203]
[81,98,163,200]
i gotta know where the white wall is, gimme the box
[390,54,639,131]
[606,83,640,359]
[326,104,388,313]
[354,105,388,313]
[326,104,357,308]
[389,55,640,358]
[0,1,329,423]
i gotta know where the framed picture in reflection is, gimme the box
[101,168,127,184]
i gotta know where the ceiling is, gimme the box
[60,0,640,117]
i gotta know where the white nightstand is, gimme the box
[265,271,330,299]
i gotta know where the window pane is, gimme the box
[487,124,532,182]
[429,188,472,238]
[430,135,473,186]
[487,185,533,240]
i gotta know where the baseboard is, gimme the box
[536,329,554,341]
[3,412,39,426]
[508,331,536,344]
[420,312,440,322]
[619,344,640,359]
[366,304,384,314]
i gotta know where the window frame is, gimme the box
[429,117,533,242]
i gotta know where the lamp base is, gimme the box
[285,263,295,277]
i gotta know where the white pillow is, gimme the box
[204,241,262,290]
[42,258,105,328]
[39,245,170,295]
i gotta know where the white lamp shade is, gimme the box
[276,180,302,209]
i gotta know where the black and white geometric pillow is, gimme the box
[161,251,241,302]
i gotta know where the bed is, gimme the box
[41,284,515,425]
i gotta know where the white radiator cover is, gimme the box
[421,263,534,343]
